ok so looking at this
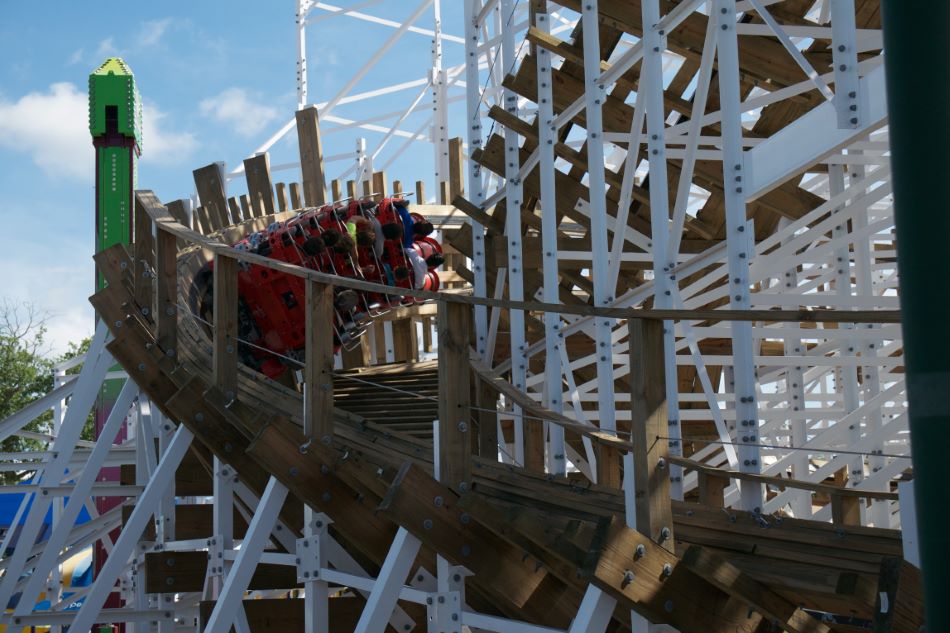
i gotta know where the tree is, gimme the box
[0,300,94,484]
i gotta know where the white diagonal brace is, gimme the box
[204,476,290,633]
[354,527,422,633]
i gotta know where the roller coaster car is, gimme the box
[190,197,442,378]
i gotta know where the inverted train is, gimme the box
[191,197,443,378]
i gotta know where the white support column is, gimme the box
[567,585,616,633]
[582,0,618,445]
[501,0,527,465]
[205,476,290,633]
[829,163,865,516]
[641,0,683,499]
[431,0,450,190]
[715,0,763,512]
[298,509,330,633]
[535,1,566,476]
[211,456,235,597]
[830,0,860,129]
[70,424,194,633]
[354,527,422,633]
[296,0,310,108]
[464,0,490,359]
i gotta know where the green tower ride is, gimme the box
[88,57,142,618]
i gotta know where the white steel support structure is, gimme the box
[535,1,566,476]
[501,0,528,465]
[714,0,763,511]
[581,0,618,447]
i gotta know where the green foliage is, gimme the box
[0,301,94,483]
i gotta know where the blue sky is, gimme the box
[0,1,467,355]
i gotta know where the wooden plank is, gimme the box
[144,551,299,593]
[165,199,189,227]
[227,197,242,223]
[154,226,177,356]
[289,182,303,209]
[212,254,238,396]
[391,318,416,362]
[193,162,230,229]
[475,381,499,458]
[437,301,472,493]
[831,493,863,526]
[372,171,387,197]
[873,558,925,633]
[295,105,328,206]
[304,280,334,441]
[448,137,464,202]
[243,153,275,216]
[275,182,288,212]
[239,194,252,219]
[629,318,673,548]
[133,194,154,314]
[697,471,728,508]
[123,504,248,541]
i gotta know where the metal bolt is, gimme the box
[423,519,434,530]
[662,563,673,577]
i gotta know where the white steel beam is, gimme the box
[205,476,290,633]
[354,527,422,633]
[568,585,616,633]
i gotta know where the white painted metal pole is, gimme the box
[297,0,310,108]
[581,0,618,444]
[354,527,422,633]
[715,0,763,511]
[535,1,565,476]
[464,0,490,359]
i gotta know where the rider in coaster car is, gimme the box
[381,222,403,241]
[413,220,435,238]
[302,236,325,256]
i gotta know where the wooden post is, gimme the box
[295,106,328,207]
[193,207,210,235]
[437,301,472,493]
[439,181,451,205]
[629,317,673,549]
[391,319,417,362]
[239,195,252,220]
[372,171,387,197]
[227,197,242,223]
[392,179,403,197]
[304,280,334,442]
[154,226,178,357]
[697,471,728,508]
[243,153,275,216]
[289,182,303,209]
[448,137,464,201]
[831,493,862,526]
[331,179,343,202]
[476,382,499,459]
[133,196,154,313]
[415,180,425,203]
[361,179,372,197]
[346,180,357,199]
[275,182,289,212]
[213,254,239,398]
[193,163,230,229]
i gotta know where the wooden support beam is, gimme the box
[697,471,728,508]
[239,194,252,220]
[295,105,328,206]
[873,558,925,633]
[415,180,425,203]
[132,194,154,313]
[145,551,299,593]
[448,137,464,202]
[439,180,450,205]
[227,197,242,223]
[275,182,289,212]
[165,199,189,227]
[289,182,303,209]
[331,179,343,202]
[347,180,357,199]
[629,318,673,548]
[372,171,387,197]
[831,493,862,526]
[475,381,499,459]
[362,178,372,197]
[154,226,177,356]
[391,318,416,362]
[437,301,472,493]
[243,153,275,217]
[193,162,230,229]
[304,280,334,442]
[212,254,238,397]
[392,179,403,197]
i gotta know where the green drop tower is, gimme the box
[88,57,142,619]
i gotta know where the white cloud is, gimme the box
[0,83,197,181]
[94,37,120,60]
[68,48,85,66]
[138,18,173,47]
[0,82,92,181]
[141,100,199,165]
[199,87,279,138]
